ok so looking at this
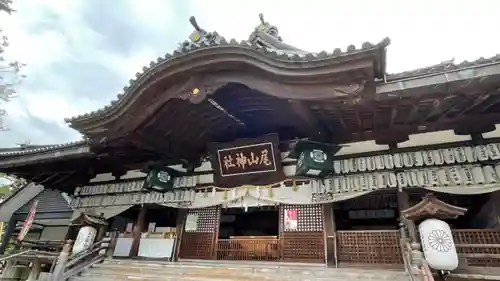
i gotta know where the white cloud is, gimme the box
[126,0,176,32]
[188,0,500,73]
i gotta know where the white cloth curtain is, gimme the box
[71,205,134,221]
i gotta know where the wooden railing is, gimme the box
[400,238,435,281]
[0,240,64,276]
[400,239,416,281]
[420,261,434,281]
[452,229,500,267]
[216,236,279,261]
[51,232,118,281]
[337,230,403,265]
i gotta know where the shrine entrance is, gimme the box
[333,192,403,266]
[177,203,325,263]
[216,206,280,261]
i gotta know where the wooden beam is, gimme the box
[390,106,398,126]
[424,95,463,122]
[423,98,442,120]
[452,93,494,118]
[405,104,420,124]
[470,92,500,113]
[130,131,172,158]
[332,104,347,130]
[37,173,62,184]
[49,173,76,186]
[354,109,363,130]
[289,101,330,140]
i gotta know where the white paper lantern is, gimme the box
[73,226,97,254]
[464,147,477,163]
[333,161,342,174]
[419,218,459,271]
[414,151,424,167]
[383,154,394,169]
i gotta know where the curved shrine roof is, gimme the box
[3,15,500,160]
[64,14,390,127]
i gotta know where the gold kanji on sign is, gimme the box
[223,155,235,170]
[260,149,272,166]
[235,152,248,169]
[222,149,273,172]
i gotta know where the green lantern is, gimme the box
[142,165,177,192]
[288,140,341,177]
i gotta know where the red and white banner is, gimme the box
[284,209,298,231]
[18,199,38,241]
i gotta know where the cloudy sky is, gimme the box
[0,0,498,147]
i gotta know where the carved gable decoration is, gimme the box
[208,134,284,188]
[401,193,467,221]
[71,213,108,226]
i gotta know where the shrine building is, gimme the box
[2,14,500,277]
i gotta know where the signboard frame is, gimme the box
[209,134,285,187]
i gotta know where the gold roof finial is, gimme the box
[188,16,207,43]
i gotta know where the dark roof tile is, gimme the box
[0,140,88,157]
[386,53,500,81]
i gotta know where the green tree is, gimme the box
[0,0,24,131]
[0,173,14,201]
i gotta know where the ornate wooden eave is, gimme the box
[11,15,497,166]
[65,46,386,135]
[58,18,500,151]
[63,15,389,139]
[401,193,467,220]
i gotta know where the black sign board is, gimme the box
[209,134,284,188]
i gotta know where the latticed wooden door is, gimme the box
[279,204,325,263]
[179,206,220,259]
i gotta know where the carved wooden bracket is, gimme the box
[177,74,367,104]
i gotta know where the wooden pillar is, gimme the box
[52,240,73,281]
[173,209,187,262]
[106,230,119,259]
[95,213,108,242]
[323,203,337,267]
[129,206,147,257]
[96,225,107,243]
[0,217,17,255]
[26,260,41,281]
[397,190,417,241]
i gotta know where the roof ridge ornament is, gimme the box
[249,13,308,54]
[259,13,265,25]
[188,16,206,42]
[255,13,282,42]
[177,16,224,52]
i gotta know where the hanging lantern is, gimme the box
[141,164,180,193]
[73,226,97,254]
[288,140,341,177]
[419,218,459,271]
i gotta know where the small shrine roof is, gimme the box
[0,140,88,157]
[401,193,467,220]
[386,55,500,81]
